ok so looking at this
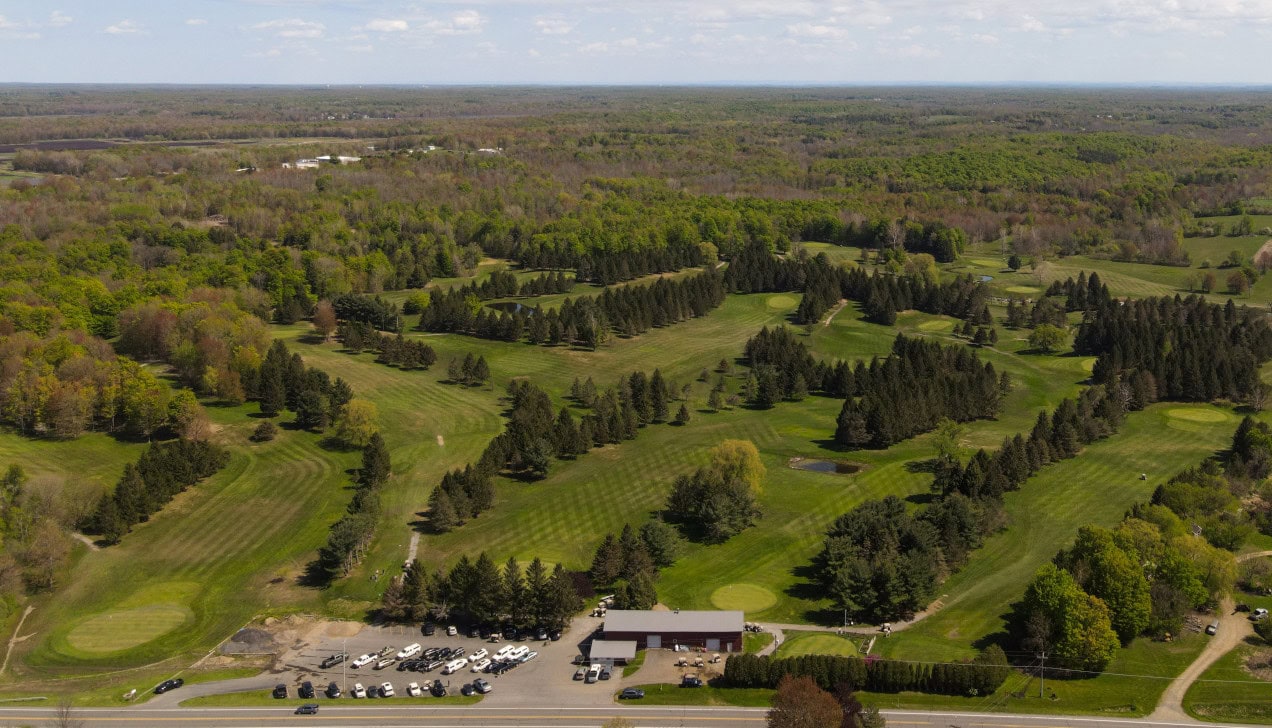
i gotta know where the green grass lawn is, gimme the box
[775,631,860,658]
[1182,637,1272,724]
[744,632,774,654]
[621,683,772,707]
[622,650,647,678]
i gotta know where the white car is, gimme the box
[470,658,491,673]
[352,683,367,698]
[506,645,529,662]
[406,681,422,697]
[492,645,514,661]
[468,648,489,661]
[442,658,468,675]
[379,682,395,698]
[350,654,376,669]
[396,643,422,660]
[446,625,458,636]
[521,650,538,663]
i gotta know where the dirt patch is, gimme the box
[1246,648,1272,681]
[221,628,277,655]
[1254,240,1272,270]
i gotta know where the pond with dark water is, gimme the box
[487,301,535,315]
[789,459,863,475]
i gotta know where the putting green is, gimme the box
[1006,285,1040,294]
[710,583,778,613]
[766,295,798,310]
[775,633,860,658]
[66,604,193,654]
[917,319,954,332]
[1165,408,1230,423]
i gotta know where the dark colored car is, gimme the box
[468,626,481,639]
[460,683,475,697]
[273,684,288,699]
[325,682,341,698]
[502,626,516,640]
[295,703,319,715]
[396,660,414,672]
[681,675,703,688]
[299,681,315,699]
[599,667,612,680]
[154,678,184,695]
[422,622,436,636]
[535,627,549,641]
[319,652,348,669]
[430,679,447,697]
[423,659,444,672]
[549,630,562,641]
[620,688,645,699]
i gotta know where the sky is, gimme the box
[2,0,1272,85]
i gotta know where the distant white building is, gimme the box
[294,159,321,169]
[316,155,362,164]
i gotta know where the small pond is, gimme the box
[487,301,536,315]
[789,458,863,475]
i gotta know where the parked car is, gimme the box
[319,652,348,669]
[407,681,423,697]
[423,659,444,672]
[1206,621,1220,635]
[442,658,468,674]
[430,679,447,697]
[460,683,475,697]
[377,646,395,657]
[379,682,395,698]
[550,630,562,641]
[522,651,538,663]
[470,658,491,673]
[325,682,341,699]
[272,684,288,699]
[469,647,489,661]
[299,681,315,698]
[397,643,422,660]
[620,688,645,699]
[422,622,436,636]
[1255,607,1269,619]
[351,653,376,669]
[153,678,184,695]
[535,627,549,640]
[473,678,493,694]
[447,625,458,636]
[599,666,612,680]
[295,703,320,715]
[352,683,367,699]
[681,674,703,688]
[502,626,517,640]
[573,667,587,681]
[585,664,602,684]
[374,657,395,670]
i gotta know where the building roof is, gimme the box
[604,610,744,634]
[588,640,637,661]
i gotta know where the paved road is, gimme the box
[0,705,1268,728]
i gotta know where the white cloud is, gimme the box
[528,48,541,57]
[48,11,72,27]
[346,44,374,53]
[422,10,485,36]
[971,33,999,44]
[0,15,15,30]
[186,18,208,26]
[787,22,848,39]
[104,19,142,35]
[251,18,325,39]
[364,19,408,33]
[535,18,575,35]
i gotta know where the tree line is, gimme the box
[331,293,403,332]
[588,521,682,610]
[381,552,583,631]
[724,645,1010,697]
[337,322,439,371]
[418,269,727,349]
[86,439,230,544]
[1076,294,1272,403]
[317,433,391,578]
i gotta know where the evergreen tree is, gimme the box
[674,403,691,426]
[360,433,391,488]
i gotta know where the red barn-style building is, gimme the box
[603,609,745,652]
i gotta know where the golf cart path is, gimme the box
[1149,549,1272,722]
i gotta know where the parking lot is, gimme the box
[254,613,630,707]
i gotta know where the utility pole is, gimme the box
[1038,649,1046,699]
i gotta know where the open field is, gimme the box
[1182,638,1272,724]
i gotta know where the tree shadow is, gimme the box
[905,458,940,474]
[811,439,852,453]
[905,492,937,506]
[298,559,334,589]
[297,332,328,345]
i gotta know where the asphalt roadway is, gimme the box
[0,705,1265,728]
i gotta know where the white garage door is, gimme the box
[647,635,661,649]
[706,638,720,651]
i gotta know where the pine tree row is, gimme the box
[418,270,726,349]
[86,440,229,544]
[317,433,391,577]
[382,553,583,631]
[331,292,402,332]
[723,646,1010,696]
[338,322,439,370]
[257,339,355,431]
